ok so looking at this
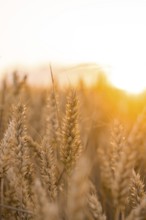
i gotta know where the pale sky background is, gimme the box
[0,0,146,93]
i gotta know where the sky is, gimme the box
[0,0,146,93]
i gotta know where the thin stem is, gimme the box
[0,204,34,215]
[56,168,65,186]
[121,211,125,220]
[115,207,120,220]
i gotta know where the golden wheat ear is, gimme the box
[112,143,137,219]
[11,103,34,214]
[45,89,60,145]
[39,137,57,202]
[110,119,126,177]
[0,119,15,179]
[60,89,83,175]
[97,119,126,196]
[87,181,106,220]
[127,170,145,213]
[125,197,146,220]
[45,87,61,165]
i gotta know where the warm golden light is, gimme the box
[109,65,146,94]
[0,0,146,94]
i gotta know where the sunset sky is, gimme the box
[0,0,146,93]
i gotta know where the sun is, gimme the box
[109,65,146,94]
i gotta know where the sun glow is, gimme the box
[110,66,146,94]
[0,0,146,94]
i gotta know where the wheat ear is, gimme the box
[128,170,145,211]
[60,89,82,174]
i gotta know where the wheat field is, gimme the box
[0,72,146,220]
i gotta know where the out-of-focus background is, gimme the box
[1,0,146,93]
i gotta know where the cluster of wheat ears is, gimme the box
[0,72,146,220]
